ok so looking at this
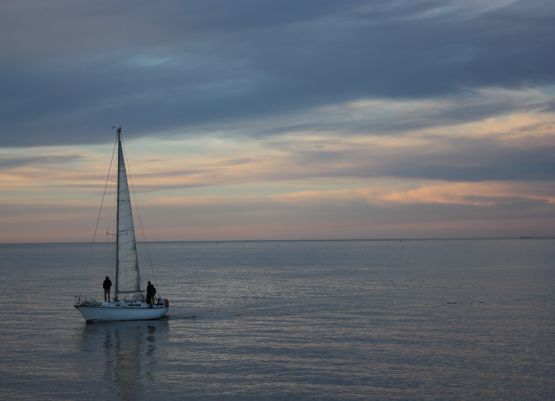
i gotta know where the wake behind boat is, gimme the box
[75,127,169,322]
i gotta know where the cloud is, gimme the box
[93,183,555,240]
[261,112,555,183]
[2,104,553,204]
[377,181,555,206]
[1,1,555,242]
[0,154,82,169]
[254,86,555,140]
[0,1,554,146]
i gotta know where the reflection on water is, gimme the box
[80,320,169,401]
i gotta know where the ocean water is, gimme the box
[0,239,553,401]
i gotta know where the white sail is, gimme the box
[116,132,142,299]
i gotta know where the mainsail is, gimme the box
[115,129,142,299]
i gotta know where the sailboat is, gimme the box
[75,127,169,322]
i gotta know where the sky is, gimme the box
[1,0,554,242]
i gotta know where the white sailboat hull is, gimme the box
[76,303,168,322]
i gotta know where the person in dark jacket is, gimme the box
[103,276,112,302]
[146,281,156,306]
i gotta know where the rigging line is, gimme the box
[121,139,158,285]
[84,136,118,277]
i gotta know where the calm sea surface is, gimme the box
[0,239,553,401]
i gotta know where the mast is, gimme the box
[115,126,121,300]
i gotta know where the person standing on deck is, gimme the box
[146,281,156,306]
[103,276,112,302]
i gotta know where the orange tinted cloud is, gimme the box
[2,87,555,242]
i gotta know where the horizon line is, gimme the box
[1,235,554,246]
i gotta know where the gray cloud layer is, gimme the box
[0,154,82,169]
[1,0,554,146]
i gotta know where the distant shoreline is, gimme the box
[1,236,554,246]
